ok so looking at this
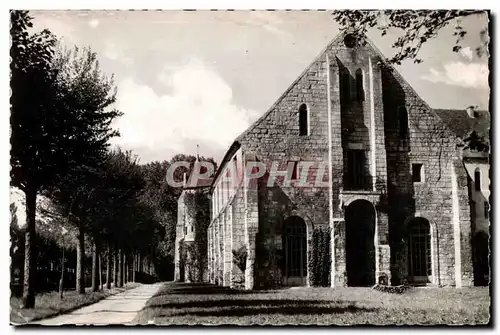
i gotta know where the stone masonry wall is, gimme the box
[206,33,474,289]
[381,60,473,286]
[238,50,331,288]
[174,192,186,282]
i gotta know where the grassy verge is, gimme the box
[10,282,140,325]
[135,282,490,326]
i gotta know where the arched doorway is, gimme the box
[408,218,431,284]
[282,216,307,286]
[345,200,376,286]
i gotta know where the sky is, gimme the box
[29,10,490,165]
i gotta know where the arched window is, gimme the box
[474,168,481,191]
[299,104,308,136]
[398,106,409,139]
[282,216,307,286]
[408,218,432,283]
[355,69,364,102]
[341,72,351,102]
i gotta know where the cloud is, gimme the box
[224,11,292,39]
[88,19,100,28]
[104,42,134,66]
[10,187,52,228]
[459,46,474,61]
[248,11,290,37]
[111,57,260,163]
[421,62,489,89]
[32,15,77,46]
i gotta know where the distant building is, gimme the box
[174,159,212,283]
[205,32,490,289]
[435,107,490,285]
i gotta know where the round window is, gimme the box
[343,33,357,48]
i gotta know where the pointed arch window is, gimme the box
[341,72,351,102]
[355,69,364,102]
[398,106,409,139]
[299,104,309,136]
[474,168,481,191]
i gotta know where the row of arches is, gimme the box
[280,200,432,287]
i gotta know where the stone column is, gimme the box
[231,191,246,288]
[174,240,181,282]
[185,242,193,283]
[327,50,345,288]
[220,212,225,285]
[220,211,225,286]
[210,225,216,284]
[376,211,391,285]
[214,217,220,285]
[173,223,184,282]
[223,209,233,286]
[245,188,259,290]
[451,160,474,287]
[368,56,388,191]
[332,219,347,287]
[207,224,212,283]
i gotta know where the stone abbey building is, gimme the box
[178,32,490,289]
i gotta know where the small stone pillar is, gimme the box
[331,219,347,287]
[375,210,391,285]
[244,188,259,290]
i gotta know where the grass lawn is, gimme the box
[135,282,491,326]
[10,282,140,325]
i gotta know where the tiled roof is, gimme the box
[434,108,490,140]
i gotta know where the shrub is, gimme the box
[308,229,331,287]
[232,245,247,272]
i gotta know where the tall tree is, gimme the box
[11,10,58,308]
[49,149,143,293]
[11,10,121,307]
[332,10,489,64]
[139,155,217,280]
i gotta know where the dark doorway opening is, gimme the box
[408,218,431,284]
[282,216,307,286]
[345,200,376,286]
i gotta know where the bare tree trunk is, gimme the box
[139,253,142,273]
[21,187,37,308]
[76,221,85,294]
[124,255,128,284]
[132,253,136,282]
[106,244,112,290]
[117,249,123,287]
[113,246,117,287]
[99,254,103,291]
[59,246,65,300]
[92,242,98,292]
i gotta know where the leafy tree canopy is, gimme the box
[332,10,489,64]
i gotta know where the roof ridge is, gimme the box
[234,31,347,143]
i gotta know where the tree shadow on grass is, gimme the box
[148,299,355,310]
[163,304,378,318]
[153,283,258,296]
[149,283,379,320]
